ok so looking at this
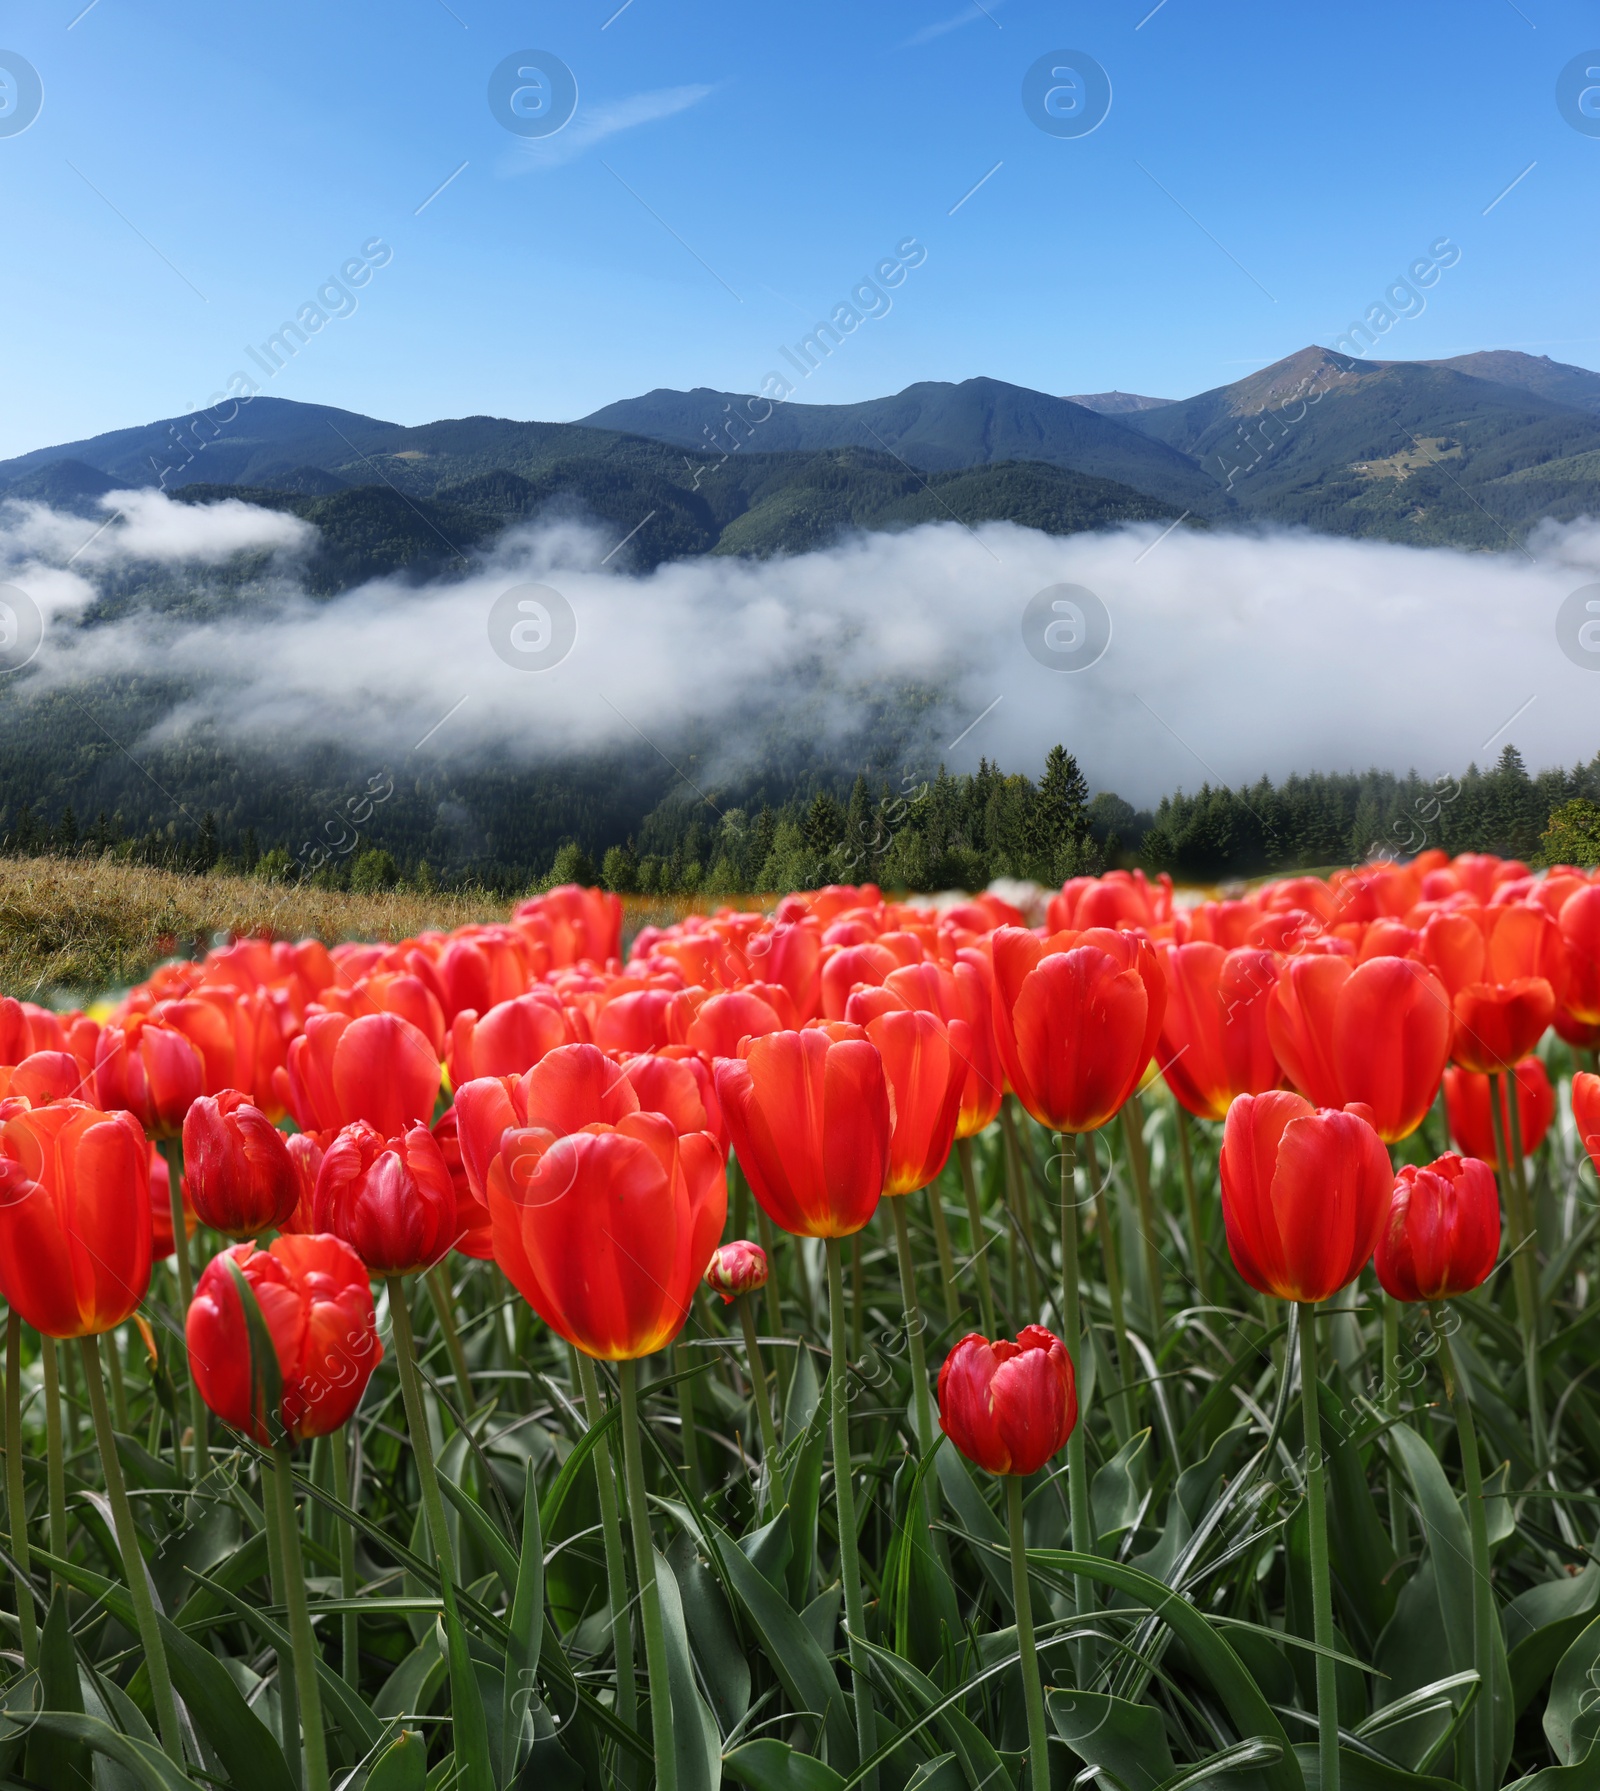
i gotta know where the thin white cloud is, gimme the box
[510,84,717,171]
[902,1,1004,48]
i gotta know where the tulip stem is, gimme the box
[1120,1097,1165,1342]
[1002,1100,1043,1317]
[105,1326,130,1433]
[825,1237,878,1787]
[1297,1306,1339,1791]
[1381,1294,1408,1561]
[1490,1073,1547,1469]
[1174,1106,1211,1305]
[1056,1135,1096,1681]
[888,1198,936,1458]
[1085,1131,1136,1440]
[737,1294,785,1515]
[670,1340,705,1502]
[78,1333,185,1766]
[925,1184,963,1328]
[1006,1476,1052,1791]
[5,1310,38,1668]
[387,1277,491,1778]
[1433,1310,1493,1791]
[752,1205,790,1404]
[425,1263,474,1414]
[575,1351,639,1774]
[330,1424,360,1688]
[957,1139,998,1337]
[158,1139,208,1476]
[618,1358,677,1791]
[270,1443,330,1791]
[41,1339,67,1581]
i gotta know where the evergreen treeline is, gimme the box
[4,742,1597,895]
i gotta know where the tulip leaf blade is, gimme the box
[1544,1610,1600,1766]
[657,1543,725,1791]
[28,1585,93,1791]
[366,1726,430,1791]
[500,1459,546,1787]
[1046,1687,1174,1791]
[724,1738,846,1791]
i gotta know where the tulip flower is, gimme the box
[93,1016,205,1138]
[1451,978,1556,1074]
[706,1239,781,1506]
[989,926,1165,1135]
[860,1009,966,1197]
[1219,1091,1393,1304]
[1444,1059,1554,1164]
[683,989,791,1062]
[1374,1155,1501,1302]
[279,1130,327,1235]
[0,1100,152,1337]
[487,1110,725,1361]
[0,1050,84,1107]
[1560,885,1600,1026]
[713,1028,890,1239]
[937,1325,1077,1791]
[1575,1072,1600,1174]
[1266,955,1452,1141]
[447,991,576,1085]
[186,1234,382,1443]
[182,1090,299,1240]
[1156,942,1283,1122]
[276,1011,443,1141]
[432,1105,493,1259]
[313,1120,460,1276]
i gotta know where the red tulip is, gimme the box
[182,1091,298,1240]
[1266,955,1451,1142]
[93,1016,205,1137]
[1156,943,1283,1121]
[1560,886,1600,1025]
[990,927,1165,1134]
[1452,978,1556,1074]
[276,1011,443,1140]
[937,1326,1077,1477]
[447,991,576,1085]
[620,1052,725,1152]
[488,1111,725,1359]
[705,1239,768,1303]
[0,1051,85,1107]
[315,972,447,1057]
[683,989,790,1062]
[848,958,1002,1138]
[854,1008,966,1195]
[1219,1091,1393,1303]
[714,1028,890,1239]
[1374,1155,1501,1302]
[1574,1072,1600,1175]
[1443,1059,1554,1163]
[186,1234,382,1443]
[313,1120,459,1275]
[821,943,901,1021]
[0,1101,151,1337]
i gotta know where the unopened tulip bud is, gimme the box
[183,1090,298,1240]
[937,1326,1077,1477]
[705,1240,768,1304]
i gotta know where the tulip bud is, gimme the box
[313,1120,459,1276]
[93,1016,205,1138]
[183,1090,299,1240]
[1443,1059,1554,1164]
[937,1326,1077,1477]
[705,1240,769,1304]
[1374,1154,1501,1302]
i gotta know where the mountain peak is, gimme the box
[1064,390,1174,415]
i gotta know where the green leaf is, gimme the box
[9,1713,194,1791]
[367,1728,430,1791]
[858,1635,1013,1791]
[1507,1567,1600,1718]
[1047,1689,1173,1791]
[704,1513,858,1770]
[34,1547,298,1791]
[934,1441,1015,1618]
[782,1343,821,1449]
[1319,1384,1397,1650]
[740,1506,795,1593]
[1545,1610,1600,1766]
[1389,1422,1513,1784]
[28,1585,92,1791]
[1091,1430,1151,1549]
[439,1462,519,1595]
[725,1738,845,1791]
[658,1545,724,1791]
[670,1529,752,1736]
[501,1459,546,1784]
[376,1632,447,1723]
[1291,1743,1462,1791]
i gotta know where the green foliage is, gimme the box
[348,847,399,893]
[1538,799,1600,868]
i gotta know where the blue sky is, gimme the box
[1,0,1596,457]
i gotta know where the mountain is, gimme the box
[1064,391,1173,414]
[0,458,123,514]
[1422,351,1600,416]
[579,377,1229,516]
[1122,346,1600,546]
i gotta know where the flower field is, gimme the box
[0,850,1598,1791]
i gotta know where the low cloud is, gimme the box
[4,490,1599,806]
